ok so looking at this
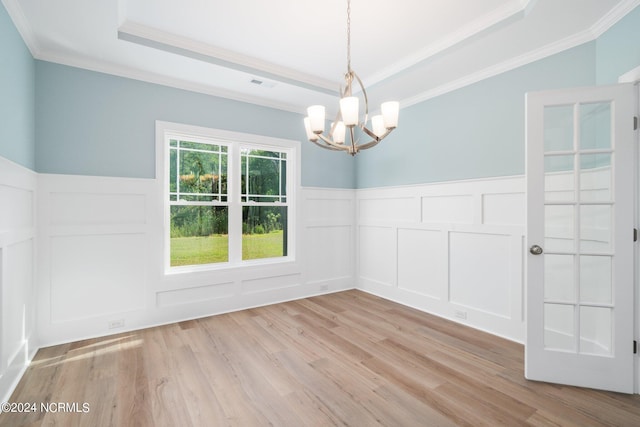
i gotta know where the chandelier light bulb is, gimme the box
[381,101,399,129]
[332,121,346,144]
[340,97,359,126]
[371,115,386,138]
[307,105,326,134]
[304,117,319,142]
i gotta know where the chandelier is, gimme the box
[303,0,399,156]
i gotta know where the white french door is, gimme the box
[525,83,636,393]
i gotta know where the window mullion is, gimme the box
[228,143,242,263]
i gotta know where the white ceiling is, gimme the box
[4,0,639,115]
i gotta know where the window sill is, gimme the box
[164,256,298,276]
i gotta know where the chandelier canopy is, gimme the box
[303,0,399,156]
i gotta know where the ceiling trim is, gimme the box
[118,21,339,96]
[363,0,534,87]
[1,0,40,57]
[35,50,306,115]
[401,30,594,109]
[400,0,640,109]
[590,0,640,37]
[618,64,640,83]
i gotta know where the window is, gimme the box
[158,122,297,271]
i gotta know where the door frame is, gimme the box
[619,68,640,394]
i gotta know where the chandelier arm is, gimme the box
[310,137,344,151]
[351,71,369,125]
[356,138,384,152]
[360,126,392,141]
[316,133,351,152]
[348,126,357,154]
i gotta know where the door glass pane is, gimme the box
[579,256,612,304]
[544,303,575,351]
[580,306,612,356]
[580,153,611,202]
[544,105,574,152]
[545,155,574,202]
[580,102,611,150]
[545,205,575,252]
[544,254,575,301]
[580,205,612,252]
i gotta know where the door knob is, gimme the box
[529,245,543,255]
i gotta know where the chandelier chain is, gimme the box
[303,0,398,156]
[346,0,351,72]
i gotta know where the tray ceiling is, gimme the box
[4,0,638,114]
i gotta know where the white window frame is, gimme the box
[156,121,299,274]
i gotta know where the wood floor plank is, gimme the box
[2,290,640,426]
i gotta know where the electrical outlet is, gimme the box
[108,319,125,329]
[454,310,467,320]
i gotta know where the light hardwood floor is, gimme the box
[2,290,640,426]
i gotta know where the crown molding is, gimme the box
[118,21,338,96]
[619,65,640,83]
[1,0,40,57]
[35,51,306,115]
[590,0,640,38]
[363,0,532,87]
[400,29,594,109]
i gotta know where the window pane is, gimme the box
[177,148,227,202]
[544,303,575,352]
[580,205,611,252]
[179,140,220,152]
[545,205,575,252]
[169,148,177,193]
[170,205,228,266]
[544,105,574,152]
[241,149,286,201]
[580,306,612,356]
[544,254,575,302]
[580,255,612,304]
[580,153,611,203]
[242,206,287,260]
[580,102,611,150]
[544,155,574,202]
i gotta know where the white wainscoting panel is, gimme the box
[359,226,395,287]
[482,192,525,226]
[0,157,37,403]
[38,174,155,346]
[357,176,526,342]
[37,178,356,347]
[360,197,418,223]
[305,226,352,284]
[422,195,474,224]
[156,282,235,308]
[50,192,146,225]
[302,188,355,291]
[449,231,512,318]
[397,228,446,300]
[50,233,147,322]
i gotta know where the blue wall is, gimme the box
[9,4,640,188]
[596,5,640,84]
[0,3,35,170]
[355,43,596,188]
[356,5,640,188]
[34,62,355,188]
